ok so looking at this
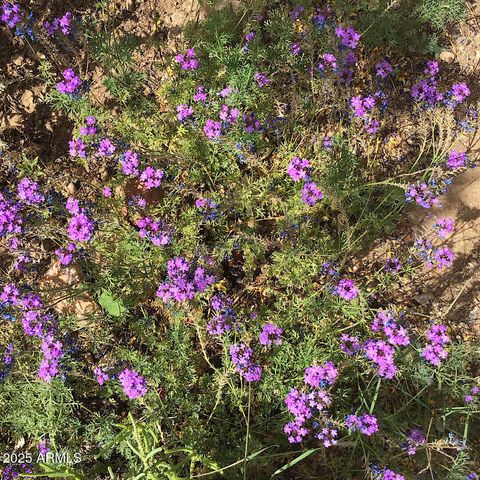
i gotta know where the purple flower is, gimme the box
[375,60,393,78]
[204,119,222,139]
[243,112,261,133]
[57,68,81,95]
[446,150,468,169]
[422,324,449,366]
[304,362,338,387]
[156,257,215,304]
[3,342,13,365]
[94,367,110,386]
[284,420,309,443]
[194,85,208,102]
[339,334,361,355]
[118,368,147,399]
[451,82,470,103]
[384,257,402,273]
[259,323,283,346]
[301,181,324,206]
[174,48,199,70]
[140,166,164,190]
[177,104,194,121]
[371,310,410,346]
[405,429,425,455]
[136,216,171,246]
[68,213,94,242]
[1,2,22,28]
[69,138,86,158]
[346,413,379,436]
[335,279,359,300]
[66,197,80,215]
[0,192,22,236]
[219,86,233,97]
[55,243,76,266]
[433,217,454,238]
[287,157,310,182]
[434,247,454,269]
[121,150,140,177]
[102,187,112,198]
[254,72,270,87]
[315,427,338,447]
[98,138,115,157]
[363,340,397,379]
[39,438,50,455]
[196,197,218,220]
[291,43,302,55]
[335,26,361,49]
[229,343,262,382]
[17,177,44,205]
[207,294,236,335]
[405,181,442,209]
[220,104,240,124]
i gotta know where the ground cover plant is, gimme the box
[0,0,479,479]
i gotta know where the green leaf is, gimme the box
[99,289,126,317]
[271,448,319,477]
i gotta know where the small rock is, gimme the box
[439,51,455,63]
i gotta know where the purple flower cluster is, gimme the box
[39,333,64,383]
[140,166,164,190]
[118,368,147,399]
[121,150,140,176]
[156,257,215,303]
[450,82,470,103]
[345,413,379,436]
[259,323,282,346]
[411,61,443,105]
[194,85,208,102]
[17,291,65,383]
[363,340,397,379]
[177,104,194,121]
[405,180,446,209]
[404,429,426,455]
[433,217,454,238]
[69,138,86,158]
[287,157,310,182]
[1,2,21,28]
[254,72,270,87]
[44,11,73,35]
[57,68,81,95]
[351,95,380,133]
[422,324,449,366]
[334,278,359,300]
[371,310,410,346]
[204,119,222,139]
[284,363,337,444]
[302,181,324,206]
[98,138,115,157]
[0,191,22,237]
[195,197,218,220]
[229,343,262,382]
[94,367,110,386]
[66,198,95,242]
[174,48,199,70]
[80,116,97,136]
[136,216,171,246]
[339,334,361,355]
[335,26,361,49]
[55,242,76,266]
[464,386,479,403]
[379,468,405,480]
[375,60,393,78]
[446,150,468,169]
[304,362,338,388]
[220,104,240,124]
[207,294,237,335]
[3,342,13,365]
[17,177,44,205]
[243,112,261,133]
[384,257,402,273]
